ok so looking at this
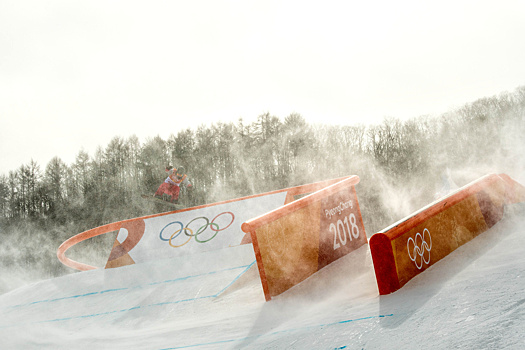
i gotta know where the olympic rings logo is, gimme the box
[407,228,432,269]
[159,212,235,248]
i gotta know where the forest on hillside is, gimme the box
[1,86,524,293]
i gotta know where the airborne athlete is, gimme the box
[153,166,192,204]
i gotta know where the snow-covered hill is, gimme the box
[1,205,524,349]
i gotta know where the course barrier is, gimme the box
[57,176,354,271]
[242,176,367,301]
[369,173,525,295]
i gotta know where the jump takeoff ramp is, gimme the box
[370,173,525,295]
[57,176,361,272]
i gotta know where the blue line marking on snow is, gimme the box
[214,261,255,296]
[6,262,255,311]
[1,261,256,326]
[100,287,128,294]
[157,314,394,349]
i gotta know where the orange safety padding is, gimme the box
[317,184,367,270]
[369,173,524,295]
[499,173,525,204]
[242,176,360,233]
[242,176,366,301]
[255,202,321,297]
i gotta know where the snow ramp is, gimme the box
[2,212,525,349]
[1,244,263,348]
[2,174,525,348]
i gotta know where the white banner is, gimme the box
[116,192,287,263]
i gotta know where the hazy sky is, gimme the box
[1,0,524,175]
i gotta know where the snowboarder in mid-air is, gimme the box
[154,165,192,204]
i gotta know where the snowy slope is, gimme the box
[1,206,524,349]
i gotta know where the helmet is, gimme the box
[176,166,185,176]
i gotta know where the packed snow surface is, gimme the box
[1,206,524,349]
